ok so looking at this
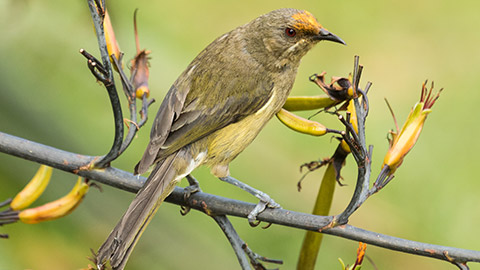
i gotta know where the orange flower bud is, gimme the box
[132,50,151,99]
[103,11,122,69]
[131,10,151,99]
[337,242,367,270]
[382,81,442,174]
[354,242,367,267]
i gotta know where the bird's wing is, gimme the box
[161,67,274,156]
[135,35,274,174]
[134,82,189,174]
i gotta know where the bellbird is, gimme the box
[96,8,345,269]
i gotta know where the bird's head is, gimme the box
[243,8,345,70]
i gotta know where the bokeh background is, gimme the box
[1,0,479,269]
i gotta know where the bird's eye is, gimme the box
[285,27,296,37]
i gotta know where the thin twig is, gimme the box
[112,53,134,101]
[0,198,12,209]
[212,215,252,270]
[139,94,154,127]
[384,98,399,133]
[242,243,283,269]
[80,49,107,74]
[183,175,254,268]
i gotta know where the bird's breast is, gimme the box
[202,85,289,166]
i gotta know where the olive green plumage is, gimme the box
[96,8,344,269]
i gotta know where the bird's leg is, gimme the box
[185,174,201,197]
[219,176,281,225]
[180,174,202,215]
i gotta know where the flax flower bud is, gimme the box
[382,81,442,175]
[310,71,355,102]
[10,165,52,211]
[18,177,90,224]
[131,10,151,99]
[103,11,122,69]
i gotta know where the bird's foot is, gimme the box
[184,174,201,199]
[247,190,281,226]
[219,176,281,226]
[181,175,202,215]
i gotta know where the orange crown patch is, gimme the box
[292,11,322,33]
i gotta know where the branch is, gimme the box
[0,131,140,192]
[86,0,124,168]
[1,131,479,267]
[110,55,155,155]
[211,215,283,269]
[82,2,155,168]
[211,215,252,269]
[328,56,372,226]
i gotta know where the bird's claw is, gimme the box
[254,190,281,209]
[180,205,190,216]
[183,183,200,201]
[180,175,202,216]
[247,194,281,227]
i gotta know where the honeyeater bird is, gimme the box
[96,8,345,269]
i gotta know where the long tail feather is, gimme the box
[96,151,181,270]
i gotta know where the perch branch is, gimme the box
[1,131,479,267]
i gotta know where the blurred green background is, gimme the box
[1,0,479,269]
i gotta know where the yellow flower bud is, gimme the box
[18,177,89,224]
[338,100,359,154]
[10,165,52,211]
[276,108,327,136]
[283,95,337,111]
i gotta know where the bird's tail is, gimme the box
[95,151,181,270]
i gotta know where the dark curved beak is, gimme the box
[315,28,346,45]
